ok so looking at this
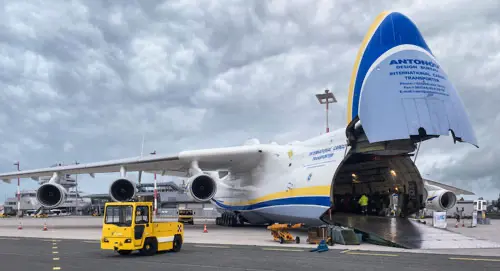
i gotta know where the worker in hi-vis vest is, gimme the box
[358,194,369,215]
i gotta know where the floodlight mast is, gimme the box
[315,89,337,133]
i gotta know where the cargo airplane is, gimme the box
[0,11,477,231]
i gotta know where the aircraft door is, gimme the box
[134,205,150,246]
[347,11,478,148]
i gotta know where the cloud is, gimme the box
[0,0,499,201]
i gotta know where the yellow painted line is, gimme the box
[449,257,500,262]
[194,245,231,249]
[346,251,399,257]
[52,246,58,249]
[52,251,58,254]
[262,248,305,252]
[53,267,61,270]
[340,249,350,253]
[53,258,60,261]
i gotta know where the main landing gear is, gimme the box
[216,212,245,227]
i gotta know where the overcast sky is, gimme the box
[1,0,499,202]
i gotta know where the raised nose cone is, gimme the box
[347,11,478,148]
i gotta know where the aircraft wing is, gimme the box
[0,145,265,183]
[424,179,475,195]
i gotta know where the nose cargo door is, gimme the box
[346,11,478,150]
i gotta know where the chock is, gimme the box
[309,239,329,253]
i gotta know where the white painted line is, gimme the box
[449,257,500,262]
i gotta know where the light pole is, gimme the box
[150,151,158,218]
[75,161,79,215]
[13,161,20,217]
[315,89,337,133]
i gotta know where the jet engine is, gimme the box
[109,178,137,202]
[425,188,457,211]
[186,173,217,202]
[36,182,68,209]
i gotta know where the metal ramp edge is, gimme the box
[321,213,500,249]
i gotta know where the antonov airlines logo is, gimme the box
[389,59,440,69]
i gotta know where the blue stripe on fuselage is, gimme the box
[211,196,331,211]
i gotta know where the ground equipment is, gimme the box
[101,201,183,256]
[306,225,334,246]
[177,209,195,225]
[267,223,304,244]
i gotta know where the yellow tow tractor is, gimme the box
[101,201,184,256]
[177,209,195,225]
[267,223,304,244]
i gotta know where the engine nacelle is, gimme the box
[109,178,137,202]
[186,173,217,202]
[36,183,68,208]
[425,188,457,211]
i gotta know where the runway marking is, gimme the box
[340,249,350,253]
[53,258,60,261]
[262,248,305,252]
[346,251,399,257]
[0,237,20,240]
[53,267,61,270]
[52,246,58,249]
[194,245,231,248]
[52,251,58,254]
[449,257,500,262]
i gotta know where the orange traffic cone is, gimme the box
[43,223,47,231]
[17,222,22,230]
[203,224,208,233]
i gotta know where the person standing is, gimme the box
[358,194,369,215]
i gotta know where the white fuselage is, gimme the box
[208,129,348,226]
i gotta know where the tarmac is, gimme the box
[0,237,499,271]
[1,216,500,257]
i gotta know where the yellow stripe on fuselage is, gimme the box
[222,185,331,207]
[346,11,390,125]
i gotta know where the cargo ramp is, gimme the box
[322,213,500,249]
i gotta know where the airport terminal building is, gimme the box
[3,180,219,218]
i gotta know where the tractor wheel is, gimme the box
[172,234,183,252]
[140,238,158,256]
